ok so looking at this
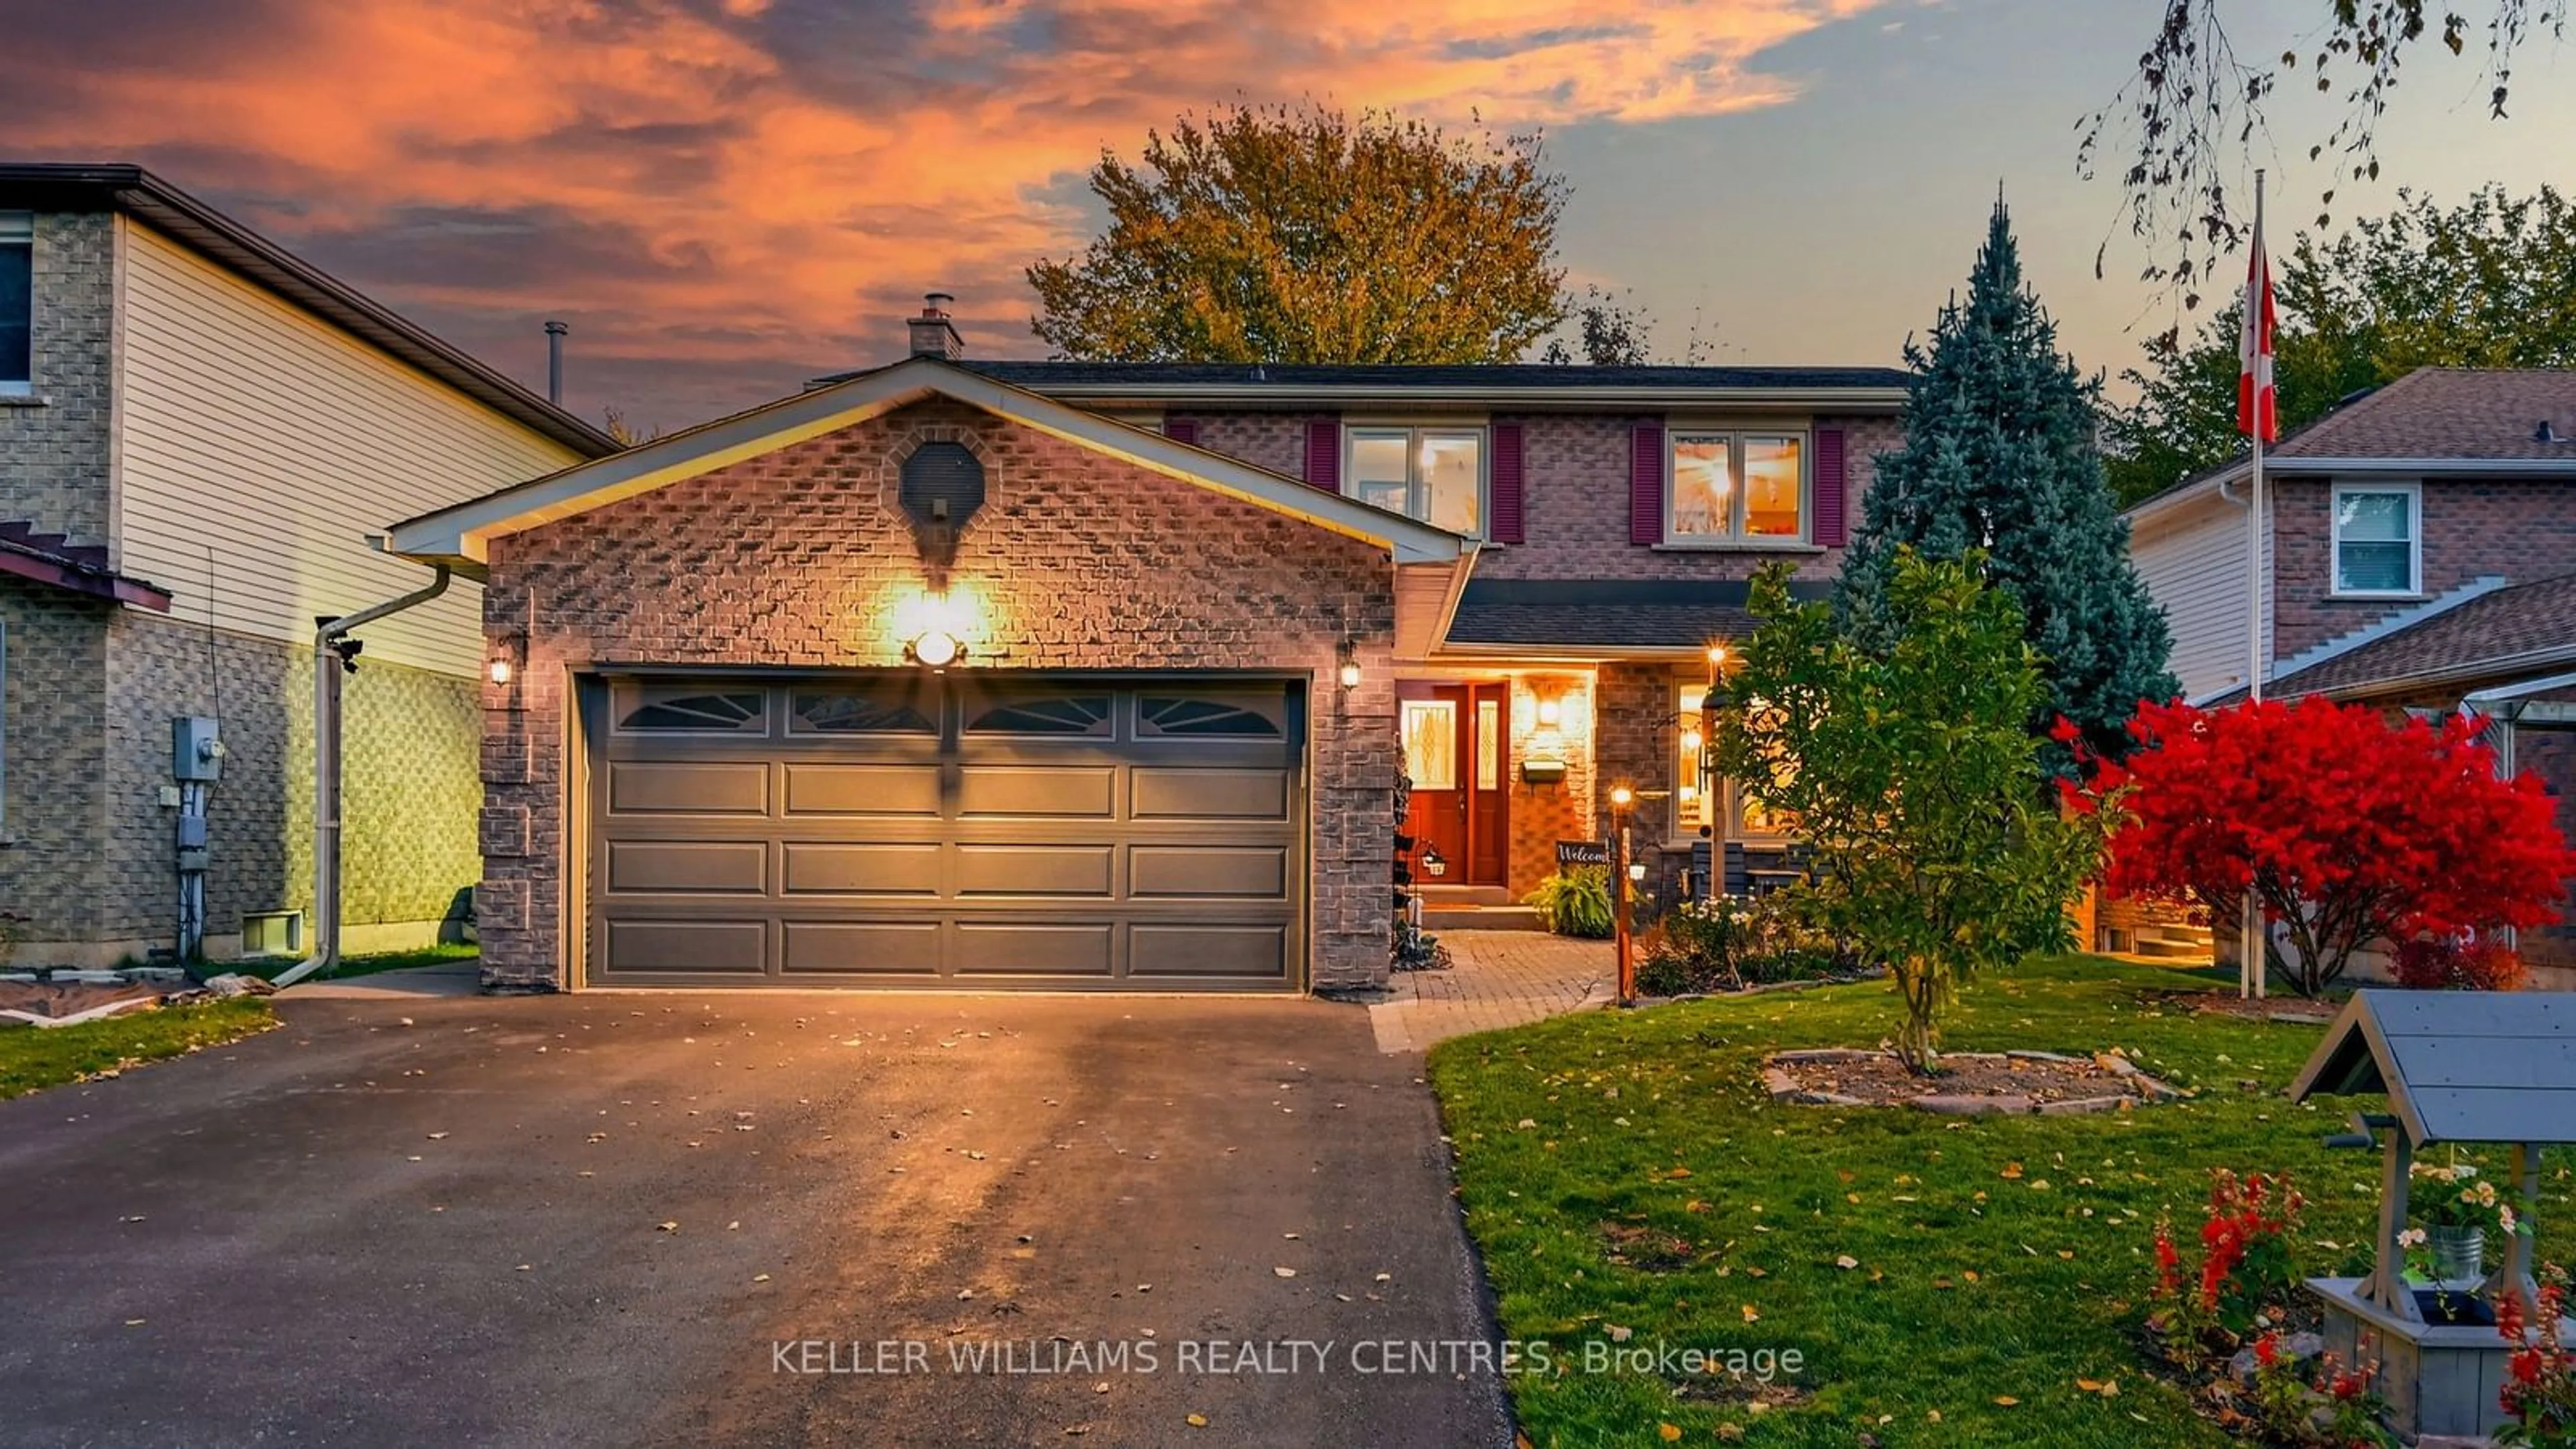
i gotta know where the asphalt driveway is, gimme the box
[0,990,1515,1448]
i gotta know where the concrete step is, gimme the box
[1417,885,1513,907]
[1421,905,1546,932]
[2133,935,2214,961]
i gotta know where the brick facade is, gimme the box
[1503,672,1595,894]
[2270,476,2576,661]
[476,399,1402,992]
[0,211,116,550]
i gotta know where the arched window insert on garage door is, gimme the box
[1138,694,1285,737]
[790,687,937,735]
[966,695,1114,736]
[614,688,768,733]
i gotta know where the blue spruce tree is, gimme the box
[1839,196,2178,763]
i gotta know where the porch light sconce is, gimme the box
[1336,640,1362,690]
[487,657,513,686]
[486,631,527,692]
[1609,784,1635,810]
[906,629,965,669]
[1536,696,1562,728]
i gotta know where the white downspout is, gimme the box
[270,566,453,988]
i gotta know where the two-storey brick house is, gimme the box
[381,299,1905,994]
[2126,368,2576,975]
[0,164,617,967]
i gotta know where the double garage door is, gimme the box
[586,675,1305,990]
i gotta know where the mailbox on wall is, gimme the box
[1519,757,1566,786]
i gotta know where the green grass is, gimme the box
[1428,956,2575,1448]
[0,998,274,1101]
[239,943,478,983]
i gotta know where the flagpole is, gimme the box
[2243,168,2267,1002]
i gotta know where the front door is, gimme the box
[1401,683,1508,887]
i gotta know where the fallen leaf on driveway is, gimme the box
[657,1221,679,1233]
[1272,1267,1297,1278]
[753,1274,771,1283]
[426,1132,449,1140]
[1185,1413,1209,1428]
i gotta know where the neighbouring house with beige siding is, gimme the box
[0,163,616,967]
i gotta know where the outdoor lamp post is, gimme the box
[1609,784,1636,1004]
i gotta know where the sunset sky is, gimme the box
[7,0,2571,432]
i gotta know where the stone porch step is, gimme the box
[1421,904,1546,932]
[1417,885,1513,906]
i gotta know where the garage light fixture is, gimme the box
[1336,640,1361,690]
[487,657,512,686]
[906,629,964,669]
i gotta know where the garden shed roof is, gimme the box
[2289,989,2576,1148]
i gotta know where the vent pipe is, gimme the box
[545,319,569,405]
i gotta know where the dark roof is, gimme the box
[2129,368,2576,516]
[2267,570,2576,698]
[1445,577,1833,652]
[0,521,170,610]
[811,359,1913,398]
[2291,989,2576,1148]
[0,163,619,458]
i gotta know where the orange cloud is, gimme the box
[1,0,1892,424]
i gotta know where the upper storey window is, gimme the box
[1668,431,1806,544]
[2332,483,2420,596]
[1347,426,1483,536]
[0,213,31,396]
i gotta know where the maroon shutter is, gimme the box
[1488,423,1525,543]
[1163,417,1199,447]
[1812,428,1848,547]
[1629,421,1665,545]
[1303,419,1341,492]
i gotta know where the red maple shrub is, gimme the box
[2390,935,2530,992]
[2078,698,2576,997]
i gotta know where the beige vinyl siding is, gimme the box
[114,220,578,677]
[2131,491,2265,702]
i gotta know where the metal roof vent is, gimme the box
[900,441,985,572]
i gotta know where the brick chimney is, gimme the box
[908,292,964,361]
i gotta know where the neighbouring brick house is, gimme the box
[0,164,616,967]
[2126,368,2576,980]
[382,301,1908,992]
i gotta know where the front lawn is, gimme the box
[0,998,274,1102]
[1428,955,2575,1447]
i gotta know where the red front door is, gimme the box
[1403,683,1509,887]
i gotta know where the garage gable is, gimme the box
[382,357,1469,574]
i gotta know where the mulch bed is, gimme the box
[2143,990,2340,1024]
[1760,1047,2185,1115]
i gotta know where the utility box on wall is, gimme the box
[172,716,225,782]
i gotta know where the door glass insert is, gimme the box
[1401,699,1458,790]
[1475,698,1500,790]
[967,695,1114,736]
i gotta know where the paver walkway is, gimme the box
[1368,930,1611,1054]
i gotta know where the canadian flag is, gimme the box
[2237,202,2278,442]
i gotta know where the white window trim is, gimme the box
[1343,423,1488,539]
[0,211,30,396]
[1662,427,1811,548]
[2329,480,2424,599]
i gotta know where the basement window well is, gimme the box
[240,910,304,958]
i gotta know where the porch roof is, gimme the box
[1440,577,1832,655]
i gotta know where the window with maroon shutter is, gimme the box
[1303,419,1341,492]
[1629,421,1665,545]
[1163,417,1199,447]
[1812,428,1847,547]
[1489,423,1525,543]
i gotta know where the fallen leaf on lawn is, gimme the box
[1962,1270,1980,1283]
[1273,1267,1297,1278]
[1927,1410,1942,1423]
[1516,1434,1537,1449]
[1658,1424,1682,1442]
[2000,1163,2025,1180]
[1834,1254,1860,1270]
[2077,1378,2106,1393]
[1716,1426,1746,1444]
[1607,1324,1634,1342]
[1740,1304,1760,1323]
[1993,1395,2021,1407]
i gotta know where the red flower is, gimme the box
[2254,1331,2283,1368]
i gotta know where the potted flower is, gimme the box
[2406,1160,2524,1285]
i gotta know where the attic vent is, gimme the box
[2539,421,2572,445]
[900,442,985,525]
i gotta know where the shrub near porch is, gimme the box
[1428,957,2576,1448]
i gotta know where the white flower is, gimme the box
[2398,1228,2428,1248]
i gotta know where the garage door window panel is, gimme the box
[1138,694,1285,738]
[616,687,770,734]
[967,695,1114,736]
[791,687,936,735]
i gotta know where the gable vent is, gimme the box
[900,442,985,525]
